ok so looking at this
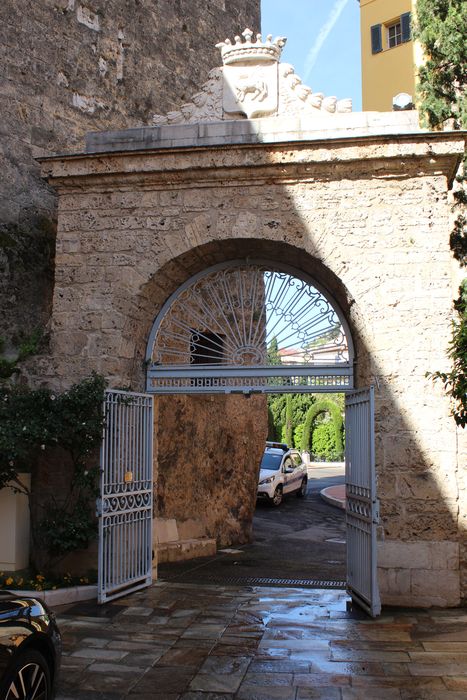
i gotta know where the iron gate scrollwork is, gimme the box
[145,261,355,394]
[98,389,154,604]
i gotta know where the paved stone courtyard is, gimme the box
[55,581,467,699]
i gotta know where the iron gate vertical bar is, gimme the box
[98,389,154,604]
[345,386,381,617]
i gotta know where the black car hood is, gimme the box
[0,590,61,685]
[0,592,48,620]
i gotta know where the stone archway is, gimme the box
[142,248,360,558]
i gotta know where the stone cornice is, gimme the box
[40,130,465,192]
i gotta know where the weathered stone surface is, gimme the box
[155,394,267,547]
[0,0,260,347]
[38,127,467,606]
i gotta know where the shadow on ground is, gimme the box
[158,466,346,588]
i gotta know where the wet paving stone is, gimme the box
[248,659,311,673]
[180,693,234,700]
[341,690,401,699]
[129,666,195,694]
[158,646,214,666]
[53,582,467,700]
[198,656,252,675]
[296,688,342,699]
[189,673,246,693]
[236,686,297,699]
[128,695,180,700]
[400,692,467,700]
[240,671,293,687]
[56,693,126,700]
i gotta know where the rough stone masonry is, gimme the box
[0,0,260,347]
[20,21,467,608]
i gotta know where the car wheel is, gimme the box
[1,649,51,700]
[296,477,307,497]
[271,485,283,506]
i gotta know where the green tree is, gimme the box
[416,0,467,425]
[312,423,337,461]
[268,393,318,447]
[300,399,344,457]
[267,336,282,365]
[428,281,467,427]
[293,423,305,449]
[284,394,293,446]
[416,0,467,131]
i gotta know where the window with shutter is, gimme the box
[370,24,382,54]
[401,12,411,42]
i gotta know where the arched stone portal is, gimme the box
[141,250,359,562]
[40,30,466,608]
[141,254,359,589]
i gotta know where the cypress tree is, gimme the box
[285,394,293,447]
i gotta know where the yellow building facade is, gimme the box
[359,0,417,111]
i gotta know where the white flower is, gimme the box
[40,444,46,450]
[50,395,56,401]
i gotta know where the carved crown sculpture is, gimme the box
[216,28,287,65]
[151,28,352,125]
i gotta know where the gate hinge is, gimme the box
[372,498,380,524]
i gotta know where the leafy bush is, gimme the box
[0,373,106,570]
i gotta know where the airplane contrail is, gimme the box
[303,0,350,84]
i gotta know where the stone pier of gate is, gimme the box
[39,30,466,608]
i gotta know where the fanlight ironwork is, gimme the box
[146,263,353,393]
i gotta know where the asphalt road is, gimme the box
[158,464,346,588]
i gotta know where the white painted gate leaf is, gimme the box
[345,387,381,617]
[98,389,154,604]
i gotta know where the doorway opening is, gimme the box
[99,261,380,616]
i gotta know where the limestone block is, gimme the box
[411,570,460,605]
[430,542,460,570]
[378,541,431,570]
[378,541,459,571]
[378,567,411,596]
[158,538,217,563]
[154,518,179,544]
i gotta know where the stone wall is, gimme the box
[155,394,267,547]
[0,0,260,347]
[40,129,466,606]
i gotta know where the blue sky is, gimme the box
[261,0,362,111]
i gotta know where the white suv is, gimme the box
[257,443,308,506]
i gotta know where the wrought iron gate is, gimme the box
[345,387,381,617]
[98,389,154,604]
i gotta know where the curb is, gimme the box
[6,585,97,606]
[320,485,346,510]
